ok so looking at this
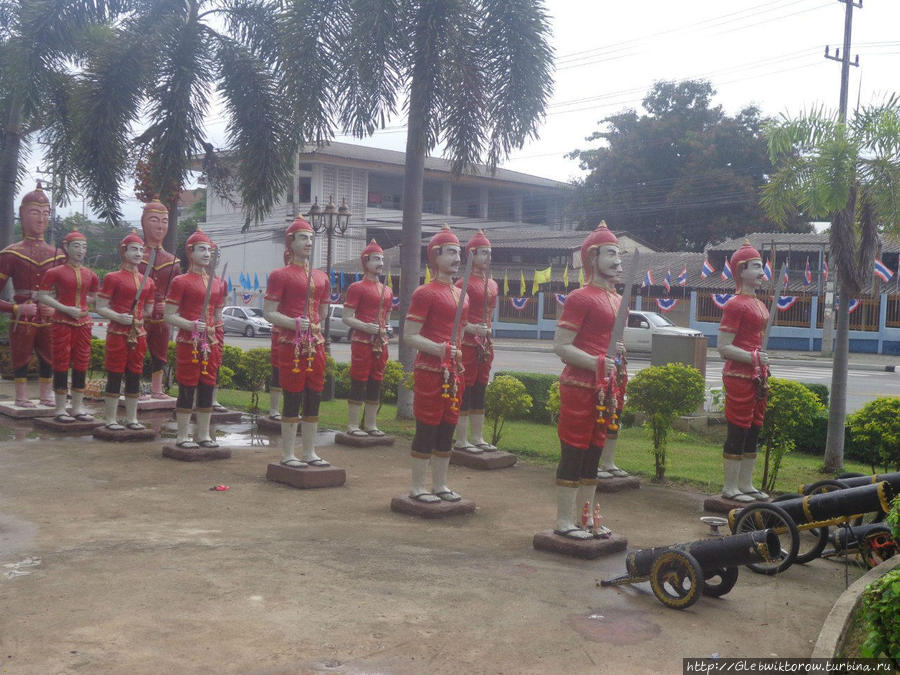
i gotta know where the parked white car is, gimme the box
[623,310,703,353]
[223,306,272,337]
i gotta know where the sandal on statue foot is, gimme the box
[73,413,95,422]
[553,527,593,540]
[722,491,754,503]
[54,414,76,423]
[198,440,220,449]
[280,458,307,468]
[15,400,37,408]
[365,428,386,437]
[434,490,461,502]
[175,440,199,449]
[125,422,146,431]
[105,423,125,431]
[410,492,441,504]
[304,458,330,467]
[212,404,228,413]
[472,442,497,452]
[346,428,369,438]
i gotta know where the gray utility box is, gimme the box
[650,333,708,378]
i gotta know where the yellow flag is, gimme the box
[578,267,585,287]
[425,266,431,284]
[535,266,552,285]
[503,269,509,296]
[519,270,526,296]
[386,272,393,291]
[563,264,569,289]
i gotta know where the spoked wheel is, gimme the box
[771,493,828,564]
[701,566,739,598]
[732,503,799,575]
[802,479,847,496]
[649,550,704,609]
[859,528,898,569]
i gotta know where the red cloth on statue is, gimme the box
[98,268,156,337]
[457,273,496,387]
[166,271,226,386]
[52,323,92,372]
[720,294,770,429]
[106,333,146,374]
[140,247,180,363]
[349,341,388,382]
[344,278,393,345]
[39,264,99,327]
[556,285,619,450]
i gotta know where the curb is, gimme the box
[811,554,900,658]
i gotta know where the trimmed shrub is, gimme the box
[485,375,533,447]
[494,371,557,423]
[221,344,243,376]
[381,360,404,404]
[792,409,828,455]
[848,397,900,472]
[800,382,829,408]
[545,380,560,425]
[232,348,271,392]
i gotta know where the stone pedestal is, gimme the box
[266,462,345,489]
[191,409,243,424]
[93,425,159,442]
[118,396,176,411]
[532,530,628,559]
[703,494,771,514]
[162,444,232,461]
[594,476,641,493]
[256,416,300,435]
[389,495,477,519]
[334,431,395,447]
[33,416,103,433]
[0,401,56,419]
[450,448,517,470]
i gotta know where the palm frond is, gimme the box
[36,69,81,206]
[760,157,810,225]
[211,0,282,64]
[858,157,900,232]
[808,132,856,217]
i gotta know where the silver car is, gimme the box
[223,306,272,337]
[623,310,703,353]
[327,304,393,342]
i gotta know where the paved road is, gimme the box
[225,334,899,414]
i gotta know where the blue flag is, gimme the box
[340,271,345,290]
[227,277,233,293]
[253,273,259,290]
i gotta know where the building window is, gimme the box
[298,176,311,203]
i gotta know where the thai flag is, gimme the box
[641,269,654,288]
[874,259,893,283]
[701,258,715,279]
[763,259,772,281]
[391,296,400,309]
[663,269,671,294]
[803,258,812,286]
[711,293,733,309]
[676,266,687,286]
[656,298,678,312]
[241,292,254,305]
[329,291,341,303]
[776,296,797,311]
[510,297,530,311]
[823,259,829,282]
[555,293,567,306]
[721,260,732,281]
[848,299,861,314]
[782,267,790,289]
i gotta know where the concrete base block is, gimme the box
[256,416,300,435]
[532,530,628,559]
[191,409,243,424]
[0,401,56,418]
[33,416,103,433]
[162,444,232,461]
[594,476,641,493]
[703,494,771,514]
[93,425,159,442]
[334,431,395,447]
[450,448,517,470]
[389,495,477,519]
[266,462,345,489]
[118,396,176,411]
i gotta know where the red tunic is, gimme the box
[265,264,330,393]
[99,267,156,374]
[0,237,65,369]
[406,279,468,426]
[720,294,770,429]
[457,273,498,387]
[345,278,393,382]
[140,247,181,362]
[556,284,620,450]
[40,263,100,373]
[166,271,226,387]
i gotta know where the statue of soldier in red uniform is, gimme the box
[36,228,100,422]
[263,216,331,468]
[341,239,393,437]
[551,223,623,539]
[0,183,65,407]
[95,231,156,430]
[403,224,469,503]
[717,241,770,502]
[453,229,498,453]
[164,229,226,449]
[139,197,181,400]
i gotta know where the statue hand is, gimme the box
[194,320,207,334]
[361,322,380,335]
[473,323,489,337]
[448,344,459,361]
[153,301,165,319]
[15,303,37,319]
[38,304,54,320]
[615,340,626,356]
[605,357,616,375]
[63,306,83,319]
[117,312,134,326]
[295,317,310,332]
[758,350,770,367]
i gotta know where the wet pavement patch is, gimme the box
[568,608,660,644]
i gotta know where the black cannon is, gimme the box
[825,522,899,569]
[802,471,900,500]
[600,529,779,610]
[728,481,895,573]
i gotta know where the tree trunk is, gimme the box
[395,68,428,420]
[0,101,24,251]
[823,276,849,472]
[164,203,178,254]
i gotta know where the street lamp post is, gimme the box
[307,195,351,398]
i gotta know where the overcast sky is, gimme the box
[25,0,900,224]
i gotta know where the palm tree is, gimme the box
[0,0,127,249]
[278,0,553,416]
[761,98,900,471]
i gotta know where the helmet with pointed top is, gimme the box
[285,214,313,249]
[465,229,491,253]
[120,229,145,259]
[361,238,384,269]
[730,239,762,291]
[185,227,214,256]
[427,223,460,270]
[62,227,87,256]
[580,221,619,281]
[19,182,50,210]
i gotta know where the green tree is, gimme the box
[848,397,900,472]
[625,363,705,482]
[567,80,808,251]
[761,98,900,472]
[484,375,533,447]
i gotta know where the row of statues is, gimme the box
[1,185,772,539]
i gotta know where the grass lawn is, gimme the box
[215,389,875,495]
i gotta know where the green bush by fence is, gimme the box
[494,371,558,424]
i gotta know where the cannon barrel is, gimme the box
[802,471,900,495]
[757,482,894,527]
[624,529,778,578]
[830,523,894,551]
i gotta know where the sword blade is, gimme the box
[606,249,640,361]
[763,261,788,351]
[451,253,474,345]
[132,247,158,312]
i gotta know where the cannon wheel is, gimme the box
[836,472,866,479]
[859,528,898,569]
[731,503,799,575]
[649,550,704,610]
[802,479,848,496]
[771,493,829,564]
[701,567,739,598]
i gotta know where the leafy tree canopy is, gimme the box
[568,79,809,251]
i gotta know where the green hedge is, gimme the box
[800,382,829,408]
[494,371,558,424]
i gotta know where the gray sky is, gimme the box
[24,0,900,223]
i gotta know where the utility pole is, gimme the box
[35,166,57,247]
[821,0,861,356]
